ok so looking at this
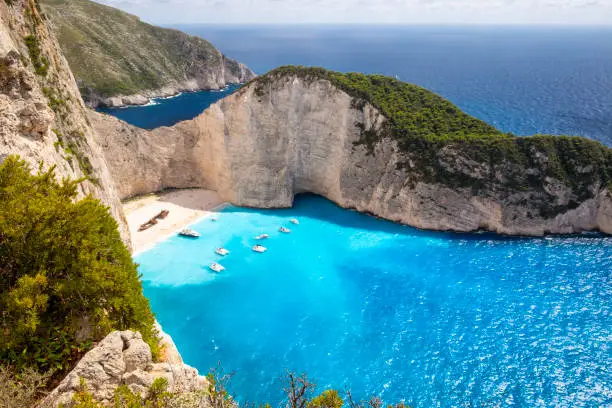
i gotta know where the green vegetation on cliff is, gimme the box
[0,156,157,375]
[24,34,49,76]
[250,66,612,214]
[1,362,409,408]
[250,66,504,145]
[40,0,253,102]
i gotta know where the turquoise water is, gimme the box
[136,195,612,407]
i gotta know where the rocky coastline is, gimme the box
[90,73,612,237]
[2,0,611,404]
[83,68,254,109]
[41,0,256,109]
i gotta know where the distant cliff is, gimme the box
[0,0,130,245]
[40,0,255,107]
[91,67,612,236]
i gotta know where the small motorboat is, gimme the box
[209,262,225,273]
[211,216,218,221]
[215,247,230,256]
[279,226,291,233]
[290,218,299,225]
[252,244,267,253]
[255,234,269,240]
[179,228,200,238]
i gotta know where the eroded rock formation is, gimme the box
[41,331,208,407]
[0,0,130,245]
[91,74,612,236]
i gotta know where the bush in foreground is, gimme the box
[0,155,157,375]
[68,369,410,408]
[0,365,52,408]
[0,360,409,408]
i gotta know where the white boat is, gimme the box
[179,228,200,238]
[252,244,267,253]
[211,216,218,221]
[279,226,291,233]
[255,234,269,240]
[290,218,299,225]
[209,262,225,273]
[215,247,230,256]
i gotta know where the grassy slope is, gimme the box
[41,0,233,97]
[249,67,612,212]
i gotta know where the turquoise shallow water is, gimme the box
[136,195,612,407]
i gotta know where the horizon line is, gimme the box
[162,22,612,28]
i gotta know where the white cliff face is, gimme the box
[0,0,130,245]
[91,76,612,236]
[88,113,206,198]
[40,331,209,408]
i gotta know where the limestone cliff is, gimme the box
[41,0,256,108]
[41,331,209,408]
[91,69,612,236]
[0,0,130,245]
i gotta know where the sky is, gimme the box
[95,0,612,25]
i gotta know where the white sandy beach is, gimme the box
[123,188,225,254]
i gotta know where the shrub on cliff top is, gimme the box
[249,65,504,146]
[248,66,612,198]
[0,155,157,374]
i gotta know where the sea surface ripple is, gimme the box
[137,195,612,407]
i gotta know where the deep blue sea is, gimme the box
[97,85,239,129]
[136,195,612,407]
[107,25,612,146]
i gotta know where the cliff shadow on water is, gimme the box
[222,193,610,241]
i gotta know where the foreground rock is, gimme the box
[91,69,612,236]
[41,331,208,407]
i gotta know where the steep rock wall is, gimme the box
[0,0,130,245]
[88,112,205,198]
[91,76,612,236]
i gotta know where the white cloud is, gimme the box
[94,0,612,24]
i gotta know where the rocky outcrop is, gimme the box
[41,331,208,407]
[0,0,130,245]
[91,74,612,236]
[41,0,255,108]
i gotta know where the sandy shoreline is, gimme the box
[123,188,226,255]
